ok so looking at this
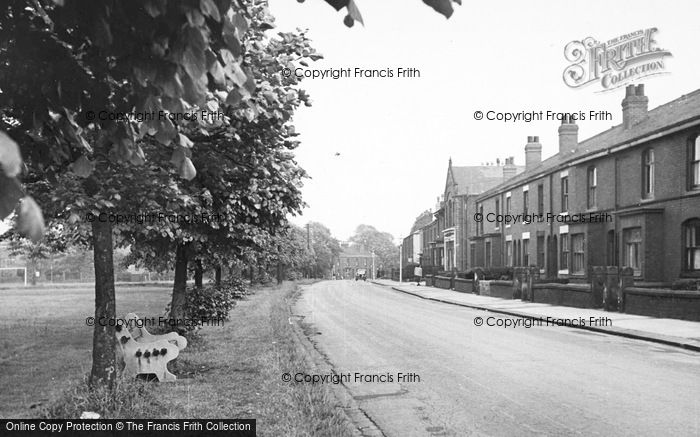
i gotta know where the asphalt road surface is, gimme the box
[293,280,700,437]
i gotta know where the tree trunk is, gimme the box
[276,262,283,284]
[194,259,203,288]
[89,219,116,388]
[170,243,189,323]
[30,259,37,285]
[215,265,222,287]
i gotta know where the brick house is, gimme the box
[402,210,432,267]
[472,84,700,284]
[413,159,524,272]
[337,243,374,279]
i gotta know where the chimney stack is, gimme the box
[503,156,517,181]
[558,114,578,155]
[524,135,542,169]
[622,84,648,129]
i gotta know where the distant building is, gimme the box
[408,159,525,273]
[337,242,374,279]
[402,210,432,267]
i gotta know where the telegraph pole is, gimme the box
[399,244,402,283]
[371,250,375,280]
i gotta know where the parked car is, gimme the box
[355,269,367,281]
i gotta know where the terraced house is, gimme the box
[472,84,700,284]
[415,159,525,273]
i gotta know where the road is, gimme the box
[293,280,700,437]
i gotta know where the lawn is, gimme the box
[0,284,171,418]
[0,281,355,436]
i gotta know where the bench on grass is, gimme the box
[114,313,187,382]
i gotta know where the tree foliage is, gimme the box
[349,224,397,270]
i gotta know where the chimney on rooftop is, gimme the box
[558,114,578,155]
[622,84,648,129]
[503,156,517,181]
[525,136,542,169]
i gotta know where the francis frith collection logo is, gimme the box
[563,28,672,91]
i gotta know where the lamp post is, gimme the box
[371,250,375,280]
[399,244,402,283]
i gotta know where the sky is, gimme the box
[268,0,700,242]
[2,1,698,241]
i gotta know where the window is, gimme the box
[485,241,492,268]
[523,239,530,266]
[537,235,545,268]
[506,196,511,214]
[587,166,597,209]
[683,219,700,271]
[690,136,700,189]
[495,198,500,229]
[537,184,544,215]
[506,241,513,267]
[623,228,642,274]
[470,243,476,268]
[478,204,484,235]
[642,149,654,198]
[560,234,569,270]
[523,191,529,216]
[561,177,569,213]
[572,234,585,274]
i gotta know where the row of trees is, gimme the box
[0,0,458,389]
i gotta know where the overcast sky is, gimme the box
[2,1,698,241]
[269,0,700,242]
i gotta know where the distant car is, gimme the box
[355,269,367,281]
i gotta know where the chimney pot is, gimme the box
[558,117,579,154]
[622,83,649,129]
[503,156,517,180]
[525,135,542,169]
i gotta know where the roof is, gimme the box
[410,210,433,233]
[449,165,525,195]
[477,87,700,200]
[339,244,373,258]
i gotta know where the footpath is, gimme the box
[370,279,700,352]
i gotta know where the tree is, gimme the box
[319,0,462,26]
[0,0,300,388]
[306,222,341,278]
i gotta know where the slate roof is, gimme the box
[410,210,434,234]
[450,165,525,195]
[477,87,700,199]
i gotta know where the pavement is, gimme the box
[295,280,700,436]
[371,279,700,352]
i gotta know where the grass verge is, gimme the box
[39,281,356,436]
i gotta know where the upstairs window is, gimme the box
[561,177,569,213]
[642,149,655,198]
[495,198,500,229]
[537,184,544,215]
[523,191,529,216]
[690,136,700,189]
[587,166,597,209]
